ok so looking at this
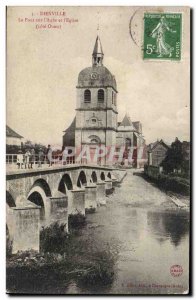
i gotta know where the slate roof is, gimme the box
[63,117,76,147]
[148,139,170,152]
[117,114,142,132]
[120,114,132,127]
[6,125,23,139]
[93,35,103,55]
[77,65,117,91]
[133,121,141,132]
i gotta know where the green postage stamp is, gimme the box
[143,13,182,60]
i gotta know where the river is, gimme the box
[66,169,190,295]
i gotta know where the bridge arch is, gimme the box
[27,179,52,220]
[77,170,87,187]
[6,224,10,240]
[27,186,47,220]
[6,191,16,242]
[58,173,73,194]
[6,191,16,208]
[30,179,52,197]
[100,172,105,181]
[91,171,98,183]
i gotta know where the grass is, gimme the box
[6,222,117,294]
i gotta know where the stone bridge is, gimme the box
[6,164,126,253]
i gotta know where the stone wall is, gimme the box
[10,205,40,254]
[144,165,160,179]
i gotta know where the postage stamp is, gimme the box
[143,13,182,60]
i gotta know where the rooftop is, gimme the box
[6,125,23,139]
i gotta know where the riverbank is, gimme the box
[7,221,117,294]
[7,169,189,294]
[144,166,190,196]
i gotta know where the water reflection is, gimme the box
[147,211,189,247]
[75,170,190,294]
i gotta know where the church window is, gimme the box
[98,89,104,103]
[91,138,99,143]
[91,118,97,124]
[112,92,114,104]
[114,93,116,106]
[88,135,101,144]
[84,89,91,103]
[125,138,132,147]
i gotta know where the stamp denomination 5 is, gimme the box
[143,13,182,60]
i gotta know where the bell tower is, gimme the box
[75,36,118,165]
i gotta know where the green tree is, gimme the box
[161,137,184,173]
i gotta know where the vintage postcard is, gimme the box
[6,6,190,295]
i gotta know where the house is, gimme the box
[147,139,169,167]
[6,125,24,146]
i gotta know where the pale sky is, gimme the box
[7,6,190,147]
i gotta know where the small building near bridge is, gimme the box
[147,139,169,167]
[6,125,24,147]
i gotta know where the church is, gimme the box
[63,36,146,167]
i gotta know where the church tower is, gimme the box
[75,36,118,165]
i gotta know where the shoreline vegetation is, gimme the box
[143,169,190,196]
[6,216,117,294]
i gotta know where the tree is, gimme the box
[161,137,184,173]
[22,141,47,154]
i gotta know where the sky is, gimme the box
[6,6,190,147]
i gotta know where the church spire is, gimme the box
[92,35,104,66]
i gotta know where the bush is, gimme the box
[78,251,115,286]
[6,251,71,293]
[68,213,86,228]
[85,207,96,214]
[156,174,190,195]
[169,172,190,180]
[6,230,12,258]
[106,188,114,196]
[7,249,116,293]
[144,168,190,195]
[40,223,69,254]
[7,223,117,293]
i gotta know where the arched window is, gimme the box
[98,89,104,103]
[114,93,116,106]
[91,138,99,143]
[88,135,101,144]
[84,89,91,103]
[125,138,132,147]
[91,118,97,125]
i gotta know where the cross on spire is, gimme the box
[97,11,100,32]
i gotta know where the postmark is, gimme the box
[143,13,182,60]
[170,265,183,277]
